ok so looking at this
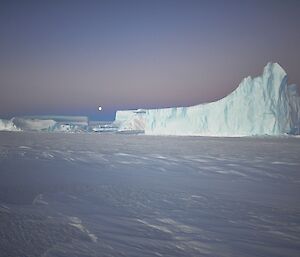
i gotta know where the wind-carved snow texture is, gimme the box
[145,63,300,136]
[0,133,299,257]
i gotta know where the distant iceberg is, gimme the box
[0,119,20,131]
[116,63,300,136]
[0,116,89,132]
[12,117,57,131]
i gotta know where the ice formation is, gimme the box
[145,63,300,136]
[12,117,57,131]
[116,63,300,136]
[0,119,20,131]
[90,121,118,132]
[0,116,89,132]
[1,63,299,136]
[115,109,146,131]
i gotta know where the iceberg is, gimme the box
[115,109,146,132]
[287,84,300,134]
[116,63,300,136]
[145,63,300,136]
[12,117,57,131]
[1,63,299,136]
[0,116,89,132]
[0,119,20,131]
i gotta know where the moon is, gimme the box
[98,106,102,111]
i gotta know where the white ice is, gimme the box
[116,63,300,136]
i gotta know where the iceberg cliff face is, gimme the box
[115,109,146,131]
[144,63,300,136]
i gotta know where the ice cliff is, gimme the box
[116,63,300,136]
[145,63,300,136]
[115,109,146,131]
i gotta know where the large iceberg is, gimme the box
[116,63,300,136]
[1,63,299,136]
[145,63,300,136]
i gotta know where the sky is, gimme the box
[0,0,300,120]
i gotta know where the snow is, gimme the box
[145,63,300,136]
[68,216,98,243]
[0,133,299,256]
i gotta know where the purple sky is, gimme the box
[0,0,300,120]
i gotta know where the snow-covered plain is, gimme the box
[0,132,299,257]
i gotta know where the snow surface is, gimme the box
[0,133,299,256]
[144,63,300,136]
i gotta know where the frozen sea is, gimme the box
[0,132,299,257]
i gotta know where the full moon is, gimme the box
[98,106,102,111]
